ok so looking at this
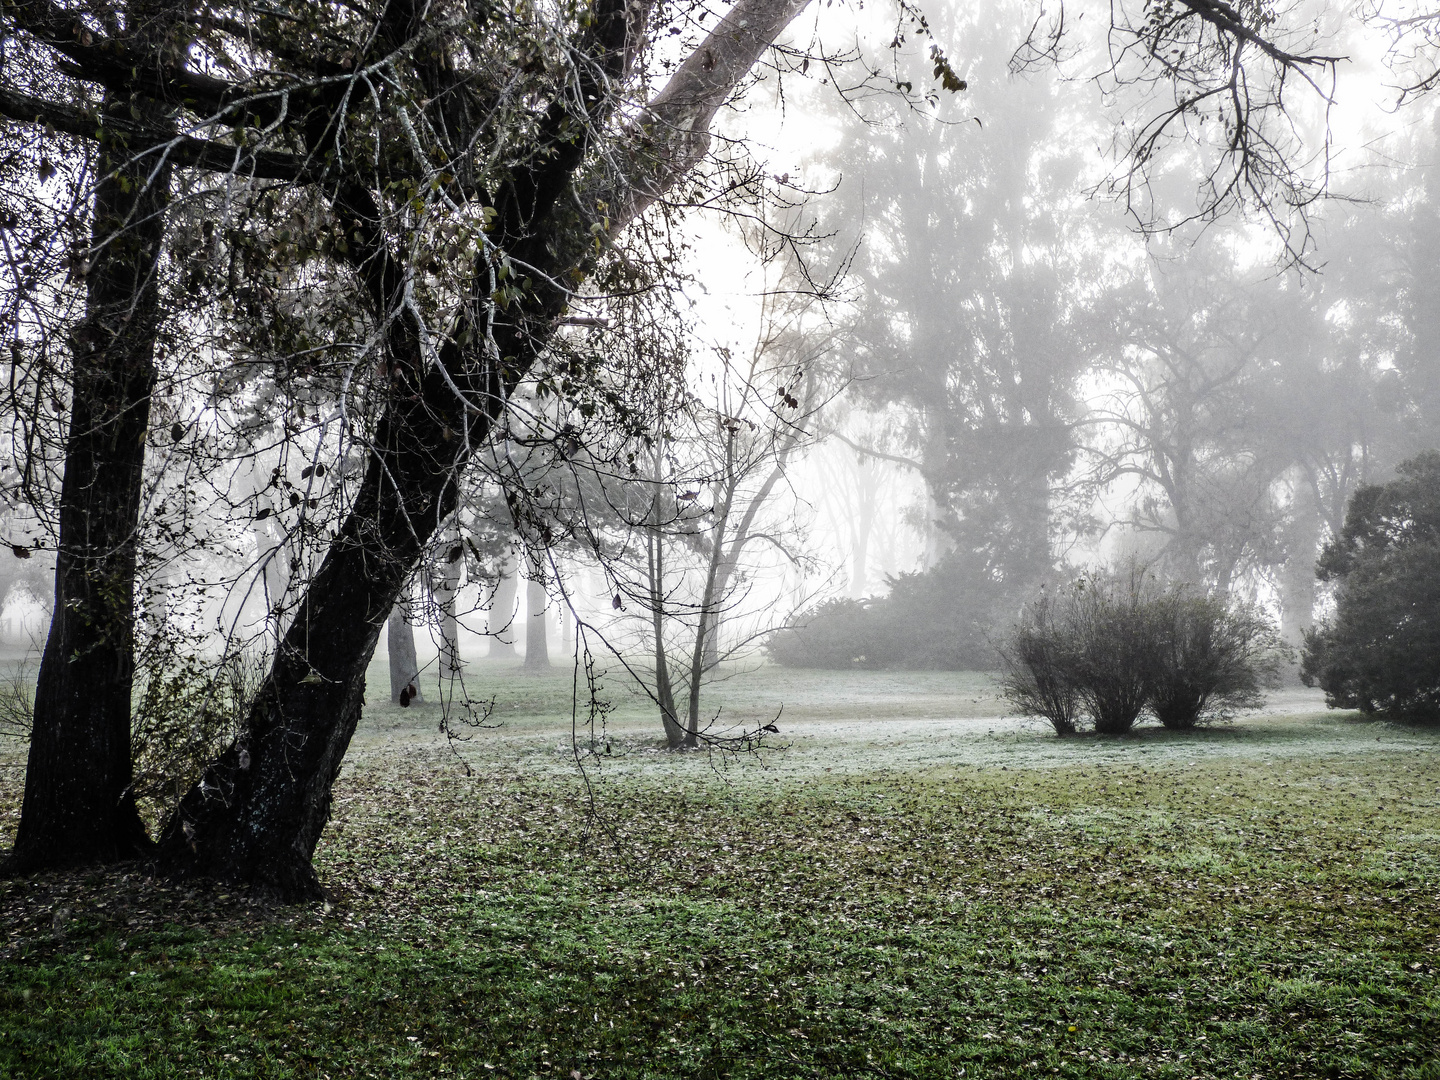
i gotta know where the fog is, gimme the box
[1,0,1435,707]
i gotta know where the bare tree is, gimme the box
[600,291,829,748]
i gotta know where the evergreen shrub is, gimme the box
[1302,451,1440,721]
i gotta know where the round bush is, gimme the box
[1146,590,1283,729]
[1001,566,1284,735]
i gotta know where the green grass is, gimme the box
[1,661,1438,1078]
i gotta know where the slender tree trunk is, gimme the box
[387,603,423,704]
[524,569,550,671]
[488,554,519,659]
[9,82,173,872]
[700,552,733,673]
[850,477,875,598]
[648,524,685,749]
[686,442,737,746]
[435,525,462,677]
[252,503,288,642]
[919,407,951,570]
[559,574,574,656]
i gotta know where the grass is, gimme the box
[1,653,1438,1078]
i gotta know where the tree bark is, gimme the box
[387,603,423,704]
[8,83,173,872]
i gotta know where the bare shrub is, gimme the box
[997,591,1081,735]
[1146,589,1286,729]
[1003,566,1285,736]
[1064,566,1158,735]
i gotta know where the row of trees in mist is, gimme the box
[1,0,1437,904]
[773,0,1440,669]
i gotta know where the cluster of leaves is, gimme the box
[1302,450,1440,722]
[129,637,267,829]
[999,565,1284,735]
[0,631,263,829]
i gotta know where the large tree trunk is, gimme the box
[155,364,480,897]
[155,0,812,899]
[488,554,519,659]
[387,603,423,704]
[8,85,173,872]
[849,473,875,598]
[523,569,550,671]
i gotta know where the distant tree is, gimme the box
[816,0,1096,586]
[812,406,920,598]
[1302,451,1440,721]
[1082,245,1298,590]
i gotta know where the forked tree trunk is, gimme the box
[155,0,812,898]
[9,85,173,872]
[387,603,423,704]
[156,365,481,897]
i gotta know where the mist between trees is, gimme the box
[0,0,1437,902]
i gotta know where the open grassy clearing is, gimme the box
[1,657,1438,1079]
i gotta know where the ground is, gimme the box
[0,651,1437,1078]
